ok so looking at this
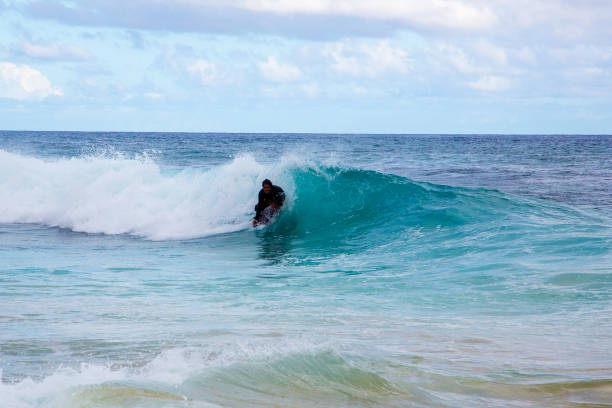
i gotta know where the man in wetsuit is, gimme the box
[253,179,285,226]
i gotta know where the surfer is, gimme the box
[253,179,285,227]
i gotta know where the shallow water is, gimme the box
[1,132,611,407]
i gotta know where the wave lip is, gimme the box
[0,150,275,240]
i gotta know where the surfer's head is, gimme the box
[262,179,273,194]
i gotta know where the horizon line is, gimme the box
[2,129,611,136]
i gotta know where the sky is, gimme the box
[0,0,611,133]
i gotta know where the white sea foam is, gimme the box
[0,364,131,408]
[0,150,299,240]
[0,337,329,408]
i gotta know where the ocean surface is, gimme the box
[1,132,611,407]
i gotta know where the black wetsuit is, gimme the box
[254,185,285,222]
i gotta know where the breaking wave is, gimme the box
[0,149,607,245]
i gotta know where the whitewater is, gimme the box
[1,132,611,407]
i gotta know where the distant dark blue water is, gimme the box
[1,132,611,407]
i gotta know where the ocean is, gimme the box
[1,132,611,407]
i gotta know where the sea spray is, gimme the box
[0,150,283,239]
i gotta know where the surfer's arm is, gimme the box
[274,190,285,206]
[253,204,261,226]
[254,190,265,220]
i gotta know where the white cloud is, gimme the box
[488,0,612,42]
[17,40,92,61]
[17,0,612,46]
[428,43,481,75]
[300,82,319,98]
[428,41,517,76]
[352,86,369,95]
[0,62,63,100]
[471,39,507,66]
[513,46,537,65]
[239,0,498,31]
[548,45,612,66]
[468,75,510,91]
[426,38,612,96]
[187,59,222,85]
[323,40,411,78]
[257,56,302,82]
[144,92,163,99]
[259,82,320,99]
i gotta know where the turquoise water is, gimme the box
[1,132,611,407]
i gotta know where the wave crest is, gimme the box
[0,150,284,239]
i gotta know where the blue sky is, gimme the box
[1,0,611,133]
